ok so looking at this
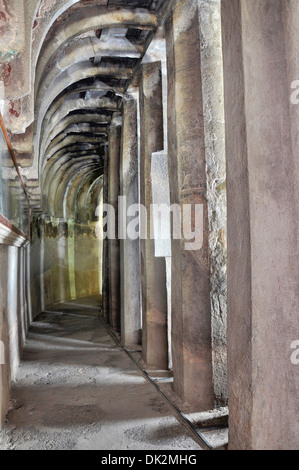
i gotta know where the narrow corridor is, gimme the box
[1,0,298,451]
[0,301,202,451]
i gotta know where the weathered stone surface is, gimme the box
[140,62,168,369]
[108,118,121,332]
[0,1,25,62]
[165,0,214,410]
[222,0,299,450]
[197,0,227,406]
[0,308,203,450]
[0,244,29,428]
[120,98,141,346]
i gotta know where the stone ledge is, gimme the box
[0,215,29,247]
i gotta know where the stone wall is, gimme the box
[0,244,30,428]
[30,217,103,313]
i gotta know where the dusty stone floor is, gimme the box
[0,302,203,450]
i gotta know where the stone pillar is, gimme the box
[197,0,227,407]
[102,147,109,323]
[56,219,70,303]
[67,220,76,300]
[119,98,141,346]
[139,62,168,369]
[108,119,121,332]
[30,217,43,317]
[222,0,299,450]
[151,151,172,370]
[0,246,9,429]
[165,0,214,410]
[40,217,70,306]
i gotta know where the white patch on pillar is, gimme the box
[151,151,171,257]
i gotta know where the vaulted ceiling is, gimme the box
[31,0,168,217]
[0,0,170,216]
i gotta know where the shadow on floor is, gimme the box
[0,301,203,451]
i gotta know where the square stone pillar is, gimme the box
[108,118,121,332]
[102,146,109,324]
[151,151,172,370]
[119,98,141,346]
[139,62,168,369]
[222,0,299,450]
[165,0,214,410]
[0,247,9,429]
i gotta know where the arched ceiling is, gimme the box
[4,0,169,216]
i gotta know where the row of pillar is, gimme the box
[104,103,142,346]
[102,0,299,450]
[102,0,215,407]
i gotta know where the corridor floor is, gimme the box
[0,304,202,450]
